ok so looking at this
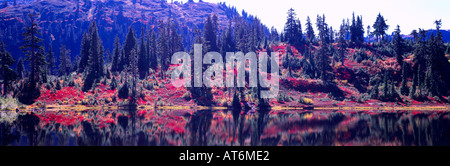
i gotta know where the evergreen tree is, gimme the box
[19,13,46,104]
[284,8,303,46]
[203,14,218,52]
[409,68,417,98]
[168,18,184,55]
[400,62,409,96]
[138,27,148,78]
[315,43,333,82]
[118,80,129,99]
[0,41,16,96]
[78,32,90,73]
[129,49,138,104]
[316,14,330,44]
[111,35,120,72]
[367,25,372,44]
[338,19,347,64]
[350,13,357,43]
[121,25,137,71]
[350,13,364,44]
[47,44,55,75]
[270,26,279,42]
[149,29,158,70]
[424,20,449,97]
[16,57,24,79]
[410,30,419,43]
[411,29,428,98]
[82,21,104,92]
[157,21,169,74]
[305,16,315,43]
[356,15,364,43]
[110,76,118,90]
[381,70,389,100]
[392,25,406,65]
[222,20,235,54]
[373,13,389,43]
[58,45,69,76]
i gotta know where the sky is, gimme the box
[179,0,449,35]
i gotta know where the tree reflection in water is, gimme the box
[0,109,449,146]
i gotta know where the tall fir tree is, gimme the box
[0,41,16,96]
[121,25,137,71]
[58,45,70,76]
[78,32,90,73]
[338,19,347,64]
[400,62,409,96]
[16,57,24,80]
[373,13,389,43]
[138,27,148,78]
[111,35,120,72]
[350,13,365,44]
[19,13,46,104]
[392,25,406,65]
[424,20,449,97]
[149,29,158,70]
[47,44,55,75]
[203,14,218,52]
[284,8,303,46]
[157,21,169,74]
[305,16,315,44]
[82,21,104,92]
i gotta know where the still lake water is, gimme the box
[1,108,449,146]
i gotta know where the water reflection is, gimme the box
[0,109,449,146]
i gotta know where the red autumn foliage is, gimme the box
[281,78,325,93]
[37,87,85,104]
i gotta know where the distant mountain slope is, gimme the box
[427,29,450,43]
[0,0,267,61]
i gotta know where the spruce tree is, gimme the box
[392,25,405,65]
[82,21,104,92]
[400,62,409,96]
[121,25,137,71]
[350,13,357,43]
[111,35,120,72]
[350,14,364,44]
[338,19,347,64]
[284,8,303,46]
[19,13,45,104]
[305,16,315,43]
[78,32,90,73]
[0,41,16,96]
[47,44,55,75]
[425,20,449,97]
[203,15,218,52]
[157,21,169,74]
[16,57,24,79]
[373,13,389,43]
[129,49,138,104]
[138,27,148,78]
[149,29,158,70]
[356,16,364,43]
[59,45,68,76]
